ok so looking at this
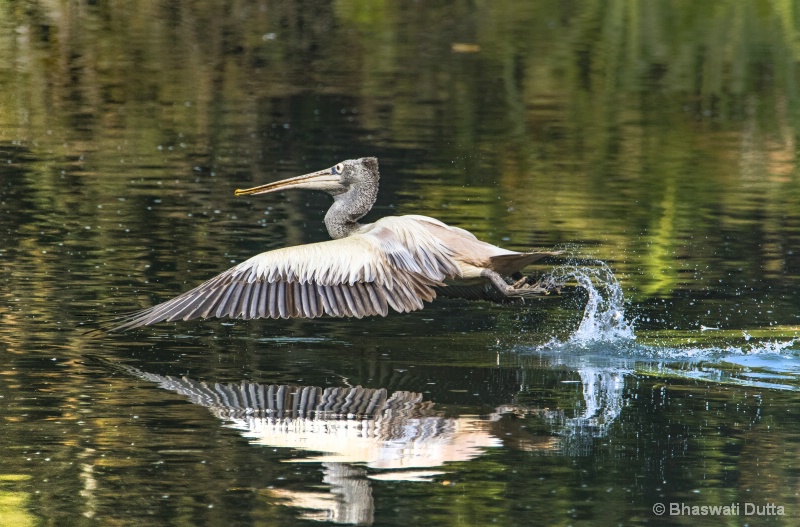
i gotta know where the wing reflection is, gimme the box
[102,360,629,525]
[113,364,504,525]
[127,368,501,468]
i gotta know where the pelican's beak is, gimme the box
[235,168,344,196]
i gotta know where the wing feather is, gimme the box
[354,283,373,317]
[276,281,288,318]
[213,284,236,318]
[299,282,312,318]
[314,285,325,316]
[347,284,365,317]
[256,282,268,319]
[104,216,462,331]
[267,282,279,318]
[318,284,335,316]
[237,281,255,319]
[227,282,246,318]
[196,283,230,318]
[291,282,303,317]
[361,282,386,316]
[247,281,262,319]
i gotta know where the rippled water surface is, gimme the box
[2,1,800,526]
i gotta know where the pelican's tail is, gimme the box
[488,251,561,275]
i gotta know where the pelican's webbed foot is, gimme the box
[513,273,561,294]
[482,270,561,298]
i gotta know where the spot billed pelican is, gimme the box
[106,157,559,331]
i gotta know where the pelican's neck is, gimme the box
[324,184,378,239]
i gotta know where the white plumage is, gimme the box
[106,158,558,331]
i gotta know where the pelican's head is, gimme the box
[234,157,379,198]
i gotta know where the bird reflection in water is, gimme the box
[104,360,629,525]
[114,365,504,525]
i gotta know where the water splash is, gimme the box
[536,262,798,359]
[737,333,799,355]
[516,262,800,392]
[551,262,636,345]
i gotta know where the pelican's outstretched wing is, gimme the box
[104,217,461,331]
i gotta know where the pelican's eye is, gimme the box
[331,163,345,175]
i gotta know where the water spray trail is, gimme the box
[551,262,636,345]
[538,261,798,360]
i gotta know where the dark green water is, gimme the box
[2,1,800,525]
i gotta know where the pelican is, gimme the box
[106,157,559,331]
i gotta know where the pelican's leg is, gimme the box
[507,272,561,293]
[528,273,561,295]
[510,274,528,288]
[481,270,557,297]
